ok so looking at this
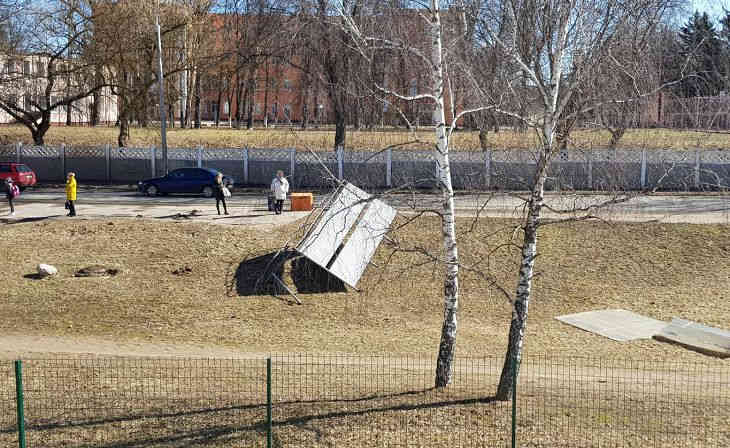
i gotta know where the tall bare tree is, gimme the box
[0,0,109,145]
[468,0,683,400]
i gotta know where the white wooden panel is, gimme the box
[556,309,666,342]
[297,183,369,269]
[328,199,396,287]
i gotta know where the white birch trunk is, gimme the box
[496,121,553,400]
[431,0,461,389]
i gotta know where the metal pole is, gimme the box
[14,360,26,448]
[180,24,188,128]
[155,14,168,175]
[511,353,518,448]
[266,357,273,448]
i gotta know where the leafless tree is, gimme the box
[89,0,214,146]
[468,0,684,400]
[0,0,111,145]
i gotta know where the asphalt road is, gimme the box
[6,189,730,224]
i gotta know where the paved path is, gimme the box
[2,190,729,224]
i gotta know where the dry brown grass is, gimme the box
[0,216,728,361]
[1,217,729,446]
[1,124,729,150]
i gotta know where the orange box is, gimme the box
[290,192,313,211]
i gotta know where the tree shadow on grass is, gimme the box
[230,250,346,299]
[8,389,500,448]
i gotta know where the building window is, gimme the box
[23,61,30,75]
[272,102,278,115]
[36,61,44,77]
[24,94,31,110]
[211,102,219,118]
[283,104,291,118]
[224,101,230,115]
[283,79,291,91]
[255,103,262,114]
[409,79,418,97]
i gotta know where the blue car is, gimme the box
[138,168,234,197]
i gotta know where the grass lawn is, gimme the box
[1,124,729,150]
[1,216,728,360]
[1,217,728,447]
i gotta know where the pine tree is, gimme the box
[678,11,725,97]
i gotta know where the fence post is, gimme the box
[640,149,647,189]
[485,150,492,189]
[243,147,249,185]
[694,151,701,190]
[197,146,203,168]
[60,144,66,180]
[337,146,344,180]
[266,357,272,448]
[151,147,156,178]
[290,148,296,178]
[14,360,26,448]
[105,144,111,184]
[16,142,21,164]
[511,354,518,448]
[386,147,392,188]
[587,151,593,191]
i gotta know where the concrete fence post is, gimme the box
[16,142,21,164]
[151,147,157,177]
[640,149,647,189]
[60,144,66,180]
[587,151,593,191]
[197,146,203,168]
[105,144,111,184]
[694,151,701,190]
[485,150,492,189]
[337,146,344,180]
[386,147,392,188]
[243,147,249,185]
[290,148,296,178]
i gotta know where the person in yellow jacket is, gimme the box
[65,172,77,217]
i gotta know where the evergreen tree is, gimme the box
[678,11,724,97]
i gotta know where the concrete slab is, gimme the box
[556,309,667,342]
[653,318,730,358]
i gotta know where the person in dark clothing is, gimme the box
[214,172,229,215]
[4,178,15,216]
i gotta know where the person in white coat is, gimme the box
[270,170,289,214]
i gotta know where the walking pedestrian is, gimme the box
[4,178,18,216]
[270,170,289,215]
[214,172,229,215]
[65,172,77,217]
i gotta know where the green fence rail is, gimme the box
[0,354,728,447]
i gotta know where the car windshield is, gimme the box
[17,165,31,173]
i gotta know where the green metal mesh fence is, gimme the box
[0,355,727,447]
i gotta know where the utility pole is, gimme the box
[180,24,188,128]
[155,13,168,175]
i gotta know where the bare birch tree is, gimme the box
[465,0,683,400]
[338,0,501,387]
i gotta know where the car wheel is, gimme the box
[145,184,159,196]
[202,186,214,198]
